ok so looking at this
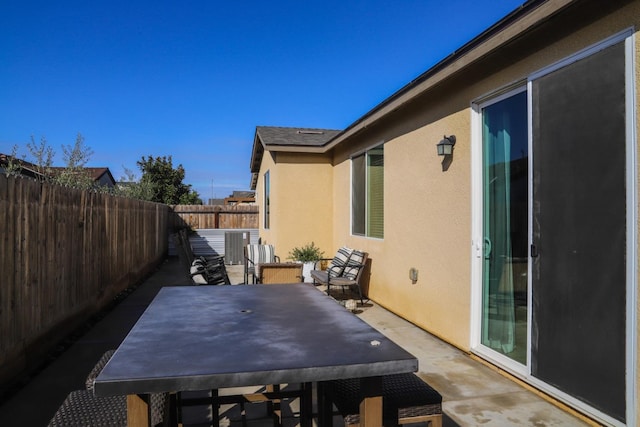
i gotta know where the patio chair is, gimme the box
[244,244,280,284]
[257,263,304,284]
[310,248,368,305]
[190,255,230,285]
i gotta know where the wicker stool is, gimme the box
[48,389,169,427]
[47,389,127,426]
[85,350,116,392]
[322,373,442,427]
[47,349,169,426]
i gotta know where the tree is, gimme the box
[136,155,202,204]
[117,167,154,200]
[26,135,55,180]
[3,145,23,176]
[54,133,94,189]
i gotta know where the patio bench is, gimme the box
[320,373,442,427]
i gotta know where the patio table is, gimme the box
[93,284,418,427]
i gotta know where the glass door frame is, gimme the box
[470,30,637,425]
[470,84,531,377]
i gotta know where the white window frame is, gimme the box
[350,142,385,239]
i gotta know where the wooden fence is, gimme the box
[171,204,258,229]
[0,175,170,385]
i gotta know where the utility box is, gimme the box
[225,231,250,265]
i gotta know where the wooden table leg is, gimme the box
[127,394,150,427]
[359,377,383,427]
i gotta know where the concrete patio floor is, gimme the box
[0,257,592,426]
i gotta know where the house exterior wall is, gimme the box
[328,2,640,424]
[256,150,334,259]
[326,0,640,359]
[255,0,640,423]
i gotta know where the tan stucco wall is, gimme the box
[256,150,334,259]
[328,0,640,352]
[330,3,640,421]
[256,1,640,422]
[329,106,473,348]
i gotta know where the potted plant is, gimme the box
[288,242,325,283]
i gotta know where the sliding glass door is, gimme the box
[481,89,529,365]
[475,34,631,424]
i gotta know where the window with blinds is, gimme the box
[352,144,384,238]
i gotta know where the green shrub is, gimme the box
[288,242,325,262]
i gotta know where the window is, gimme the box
[263,170,270,229]
[352,144,384,238]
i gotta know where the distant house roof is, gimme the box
[224,190,255,205]
[0,154,116,188]
[230,190,255,198]
[250,127,341,188]
[0,153,45,179]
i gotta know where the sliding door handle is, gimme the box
[531,244,539,258]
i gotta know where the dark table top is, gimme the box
[94,284,418,396]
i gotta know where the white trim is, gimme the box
[526,79,534,378]
[469,85,528,369]
[624,30,637,427]
[469,101,483,351]
[349,140,385,160]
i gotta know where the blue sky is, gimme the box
[1,1,523,200]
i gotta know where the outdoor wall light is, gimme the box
[436,135,456,156]
[409,268,418,284]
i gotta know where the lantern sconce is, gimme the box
[409,268,419,284]
[436,135,456,156]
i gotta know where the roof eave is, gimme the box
[324,0,571,150]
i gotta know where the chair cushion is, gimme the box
[246,244,277,265]
[310,269,329,284]
[192,273,208,285]
[342,250,365,280]
[190,264,208,284]
[328,247,352,278]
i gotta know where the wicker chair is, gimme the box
[257,263,304,284]
[244,244,280,284]
[320,373,442,427]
